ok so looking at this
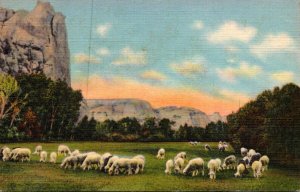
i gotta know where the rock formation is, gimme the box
[0,1,70,84]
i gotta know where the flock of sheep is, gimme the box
[0,141,270,180]
[160,141,270,180]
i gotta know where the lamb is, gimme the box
[33,145,42,155]
[218,142,225,152]
[12,148,31,162]
[108,158,132,175]
[247,149,256,158]
[165,159,174,174]
[156,148,165,159]
[259,155,270,172]
[81,153,102,170]
[204,144,211,151]
[60,155,78,169]
[174,157,185,174]
[58,144,71,156]
[222,155,237,170]
[39,151,47,162]
[49,152,57,163]
[240,147,248,157]
[104,156,119,172]
[99,152,113,171]
[175,152,187,160]
[2,147,11,161]
[183,157,205,176]
[71,149,80,156]
[207,159,219,180]
[252,160,262,178]
[234,163,246,177]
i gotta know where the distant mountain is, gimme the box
[82,99,226,130]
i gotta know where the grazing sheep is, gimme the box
[105,156,119,172]
[207,159,219,180]
[243,156,251,168]
[81,153,102,171]
[204,144,211,151]
[174,157,185,174]
[215,158,222,171]
[218,142,225,152]
[60,155,78,169]
[222,155,237,170]
[189,141,198,146]
[2,147,11,161]
[175,152,187,160]
[71,149,80,156]
[247,149,256,158]
[50,152,57,163]
[156,148,165,159]
[99,152,113,171]
[108,158,132,175]
[183,157,205,176]
[252,160,262,178]
[130,155,145,174]
[39,151,47,163]
[249,153,262,166]
[259,155,270,172]
[234,163,246,177]
[58,144,71,156]
[240,147,248,157]
[12,148,31,162]
[33,145,42,155]
[165,159,174,174]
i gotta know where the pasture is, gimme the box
[0,142,299,191]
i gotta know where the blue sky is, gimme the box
[1,0,299,114]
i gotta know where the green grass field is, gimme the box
[0,142,299,191]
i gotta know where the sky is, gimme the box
[1,0,300,115]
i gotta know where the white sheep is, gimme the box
[33,145,42,155]
[234,163,246,177]
[259,155,270,172]
[70,149,80,156]
[58,144,71,156]
[247,149,256,158]
[218,141,225,152]
[108,158,132,175]
[252,160,262,178]
[49,152,57,163]
[81,153,102,170]
[207,159,219,180]
[60,155,78,169]
[12,148,31,162]
[165,159,174,174]
[104,156,119,172]
[183,157,205,176]
[39,151,47,162]
[99,152,113,171]
[222,155,236,170]
[215,158,222,171]
[204,144,211,151]
[240,147,248,157]
[2,147,11,161]
[174,157,185,174]
[156,148,165,159]
[175,152,187,160]
[130,155,145,174]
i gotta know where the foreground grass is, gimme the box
[0,142,299,191]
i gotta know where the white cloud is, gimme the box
[170,58,206,76]
[218,89,250,103]
[225,45,240,53]
[270,71,294,84]
[217,61,262,82]
[96,48,110,56]
[192,20,204,30]
[140,70,166,81]
[112,47,147,66]
[207,21,257,44]
[250,33,296,59]
[96,23,112,37]
[73,53,101,64]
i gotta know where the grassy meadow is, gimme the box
[0,142,299,191]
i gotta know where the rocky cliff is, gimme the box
[85,99,226,130]
[0,1,70,84]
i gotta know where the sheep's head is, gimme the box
[108,166,114,175]
[208,170,215,179]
